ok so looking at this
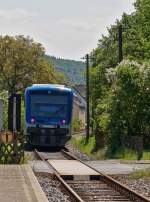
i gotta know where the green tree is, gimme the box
[91,0,150,69]
[90,0,150,152]
[90,65,108,148]
[0,35,64,94]
[99,61,150,154]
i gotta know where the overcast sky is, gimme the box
[0,0,135,60]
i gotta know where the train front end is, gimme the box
[25,84,73,147]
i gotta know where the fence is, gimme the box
[0,131,24,164]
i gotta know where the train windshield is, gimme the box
[30,94,68,119]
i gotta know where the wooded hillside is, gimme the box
[45,55,85,85]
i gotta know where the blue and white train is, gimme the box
[25,84,73,147]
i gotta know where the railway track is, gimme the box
[34,149,150,202]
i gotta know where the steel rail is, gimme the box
[34,149,84,202]
[61,149,150,202]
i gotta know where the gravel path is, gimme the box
[36,173,73,202]
[111,175,150,199]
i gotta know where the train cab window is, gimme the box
[30,94,68,119]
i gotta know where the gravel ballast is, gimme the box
[111,175,150,199]
[35,173,73,202]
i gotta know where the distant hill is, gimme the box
[45,55,85,85]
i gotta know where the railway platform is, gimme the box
[0,165,48,202]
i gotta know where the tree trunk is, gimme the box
[95,126,105,149]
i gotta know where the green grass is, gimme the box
[114,148,150,160]
[130,168,150,179]
[70,136,106,160]
[142,151,150,160]
[70,136,150,160]
[113,148,138,160]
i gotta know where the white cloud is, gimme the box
[0,0,135,59]
[0,8,38,20]
[59,18,99,32]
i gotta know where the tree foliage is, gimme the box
[46,55,85,85]
[91,0,150,69]
[0,35,64,94]
[101,61,150,153]
[90,0,150,154]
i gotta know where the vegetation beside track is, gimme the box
[70,136,106,160]
[89,0,150,157]
[130,168,150,179]
[72,119,84,133]
[70,136,150,160]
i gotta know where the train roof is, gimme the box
[25,84,72,93]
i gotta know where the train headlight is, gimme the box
[62,119,66,124]
[31,118,35,124]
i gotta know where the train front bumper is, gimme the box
[26,127,71,147]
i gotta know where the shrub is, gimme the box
[72,119,83,132]
[96,60,150,155]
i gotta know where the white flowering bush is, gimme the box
[97,60,150,155]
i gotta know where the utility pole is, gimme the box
[118,25,123,62]
[85,54,90,143]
